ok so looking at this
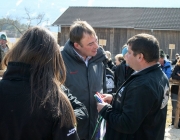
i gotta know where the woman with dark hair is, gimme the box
[0,26,80,139]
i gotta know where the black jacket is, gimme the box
[61,40,107,140]
[62,85,89,134]
[107,59,115,70]
[114,61,134,91]
[0,62,80,140]
[171,64,180,94]
[99,64,169,140]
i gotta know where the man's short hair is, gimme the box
[159,49,165,59]
[127,33,159,63]
[69,20,96,44]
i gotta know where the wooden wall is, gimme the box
[60,26,180,60]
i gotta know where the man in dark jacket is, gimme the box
[61,20,107,140]
[97,33,169,140]
[0,34,9,69]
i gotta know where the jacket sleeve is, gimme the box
[164,65,172,79]
[63,86,89,127]
[52,118,80,140]
[99,85,157,134]
[103,63,108,93]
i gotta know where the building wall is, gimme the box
[60,26,180,60]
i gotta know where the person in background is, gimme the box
[97,33,169,140]
[0,26,80,140]
[105,50,115,70]
[61,20,107,140]
[0,34,9,69]
[172,53,179,65]
[112,53,124,71]
[170,58,180,128]
[159,49,172,79]
[114,45,134,91]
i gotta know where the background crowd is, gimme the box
[0,20,179,140]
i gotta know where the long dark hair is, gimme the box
[2,26,76,127]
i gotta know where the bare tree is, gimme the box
[23,8,49,29]
[0,8,49,37]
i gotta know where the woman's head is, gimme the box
[4,26,65,80]
[3,26,76,128]
[176,57,180,66]
[115,54,124,66]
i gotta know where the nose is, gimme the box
[94,42,99,49]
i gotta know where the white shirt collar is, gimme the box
[73,48,92,66]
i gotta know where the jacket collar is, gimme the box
[131,63,160,77]
[117,64,161,91]
[3,62,30,81]
[63,39,106,63]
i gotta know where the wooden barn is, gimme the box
[53,7,180,60]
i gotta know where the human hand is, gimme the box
[177,73,180,76]
[101,94,113,104]
[97,102,107,112]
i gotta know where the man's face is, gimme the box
[125,45,139,70]
[1,39,7,46]
[76,33,98,58]
[159,58,164,65]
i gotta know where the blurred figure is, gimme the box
[170,59,180,128]
[0,34,9,69]
[0,26,79,140]
[105,50,115,70]
[172,53,179,65]
[112,54,124,71]
[114,45,134,91]
[159,49,172,79]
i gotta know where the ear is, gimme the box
[74,42,80,50]
[137,53,144,62]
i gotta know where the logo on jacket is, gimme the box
[161,84,169,109]
[70,71,78,74]
[67,127,76,136]
[106,75,114,89]
[118,87,125,97]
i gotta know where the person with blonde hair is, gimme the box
[105,51,115,70]
[0,26,80,140]
[114,45,134,91]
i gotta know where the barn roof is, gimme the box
[53,7,180,30]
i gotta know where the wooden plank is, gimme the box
[169,79,180,128]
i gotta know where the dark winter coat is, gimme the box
[114,61,134,91]
[99,64,169,140]
[0,62,80,140]
[61,40,107,140]
[171,64,180,94]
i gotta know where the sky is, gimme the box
[1,0,180,32]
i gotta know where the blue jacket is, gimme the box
[161,60,172,79]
